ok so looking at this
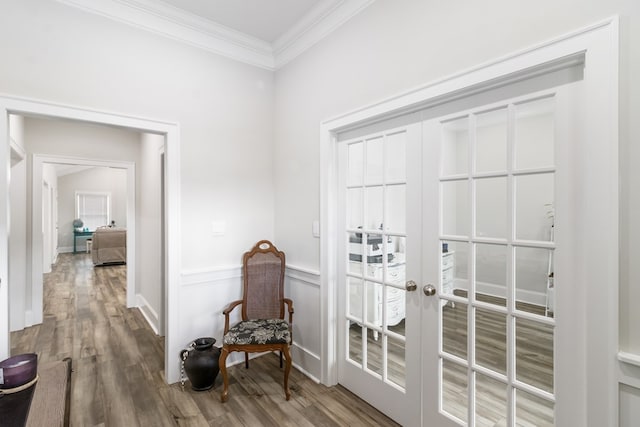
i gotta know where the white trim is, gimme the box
[137,293,159,335]
[285,265,321,287]
[0,94,182,385]
[180,265,242,287]
[54,0,375,70]
[320,17,618,426]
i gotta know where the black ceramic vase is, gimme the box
[180,337,220,391]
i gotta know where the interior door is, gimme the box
[420,89,574,426]
[337,123,422,426]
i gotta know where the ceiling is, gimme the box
[57,0,375,69]
[159,0,323,43]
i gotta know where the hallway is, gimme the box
[10,253,397,426]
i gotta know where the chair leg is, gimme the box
[279,351,283,368]
[219,347,230,403]
[245,352,249,369]
[282,345,292,401]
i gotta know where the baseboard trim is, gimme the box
[136,294,159,335]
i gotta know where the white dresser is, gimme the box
[441,251,455,306]
[349,254,406,335]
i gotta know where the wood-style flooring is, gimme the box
[10,253,399,427]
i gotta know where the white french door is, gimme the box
[419,90,568,426]
[337,80,596,426]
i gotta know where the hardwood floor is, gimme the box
[11,253,399,427]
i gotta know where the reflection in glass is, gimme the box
[516,317,554,393]
[442,301,467,359]
[441,117,469,176]
[367,329,383,377]
[348,277,363,321]
[475,373,507,425]
[348,324,363,366]
[348,141,364,186]
[365,186,384,230]
[515,246,553,317]
[476,108,508,173]
[385,286,405,333]
[365,281,382,326]
[515,173,555,241]
[475,307,507,375]
[476,177,507,239]
[347,188,363,230]
[385,184,406,234]
[387,336,406,388]
[516,389,554,426]
[442,180,469,237]
[441,359,468,424]
[515,97,555,170]
[475,244,507,307]
[441,240,468,299]
[385,131,406,182]
[366,137,384,184]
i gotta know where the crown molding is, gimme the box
[55,0,375,70]
[273,0,376,68]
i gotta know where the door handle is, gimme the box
[405,280,418,292]
[423,284,436,296]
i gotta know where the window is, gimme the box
[76,191,110,231]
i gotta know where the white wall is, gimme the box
[137,133,163,333]
[41,163,57,274]
[57,167,127,252]
[272,0,640,410]
[9,115,27,331]
[0,0,275,378]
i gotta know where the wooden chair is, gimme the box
[219,240,294,402]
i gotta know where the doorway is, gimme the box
[322,19,618,427]
[0,97,182,383]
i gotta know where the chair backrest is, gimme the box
[242,240,286,321]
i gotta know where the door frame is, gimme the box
[320,17,618,425]
[31,154,136,325]
[0,95,182,384]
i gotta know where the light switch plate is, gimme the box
[312,220,320,238]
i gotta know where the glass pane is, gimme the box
[347,188,363,230]
[515,173,555,242]
[366,137,384,184]
[442,301,467,360]
[387,336,405,388]
[475,108,508,173]
[387,236,406,282]
[385,286,405,329]
[348,323,363,366]
[385,131,406,182]
[385,184,406,234]
[348,277,363,321]
[515,247,553,317]
[365,186,384,230]
[366,328,383,376]
[353,234,386,272]
[441,117,469,176]
[365,281,382,327]
[516,389,554,426]
[475,243,507,307]
[442,359,468,423]
[475,307,507,375]
[348,232,363,275]
[441,240,468,300]
[348,141,364,186]
[476,177,507,240]
[475,373,507,426]
[516,317,554,394]
[515,97,555,170]
[442,180,469,237]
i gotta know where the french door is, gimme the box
[337,83,585,426]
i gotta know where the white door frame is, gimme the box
[320,17,618,426]
[0,95,182,384]
[31,154,136,325]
